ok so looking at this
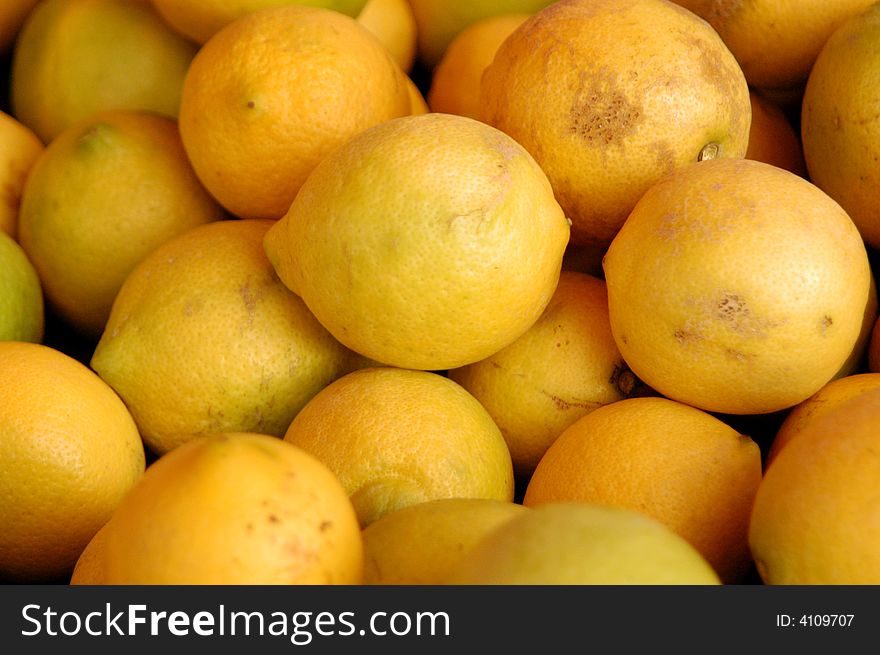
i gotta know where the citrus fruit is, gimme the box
[0,341,144,582]
[801,2,880,251]
[745,90,806,177]
[90,219,371,456]
[17,110,226,337]
[0,109,43,239]
[356,0,417,73]
[361,498,526,585]
[603,158,872,415]
[101,433,363,584]
[407,0,554,69]
[523,396,761,582]
[10,0,198,143]
[749,387,880,584]
[674,0,876,93]
[0,231,43,343]
[150,0,370,44]
[448,271,626,477]
[177,5,410,220]
[767,372,880,467]
[479,0,751,246]
[0,0,39,53]
[282,367,515,527]
[447,503,721,585]
[263,112,570,371]
[427,13,529,119]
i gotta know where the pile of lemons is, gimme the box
[2,0,880,586]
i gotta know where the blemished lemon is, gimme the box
[0,231,43,343]
[801,2,880,251]
[749,387,880,584]
[0,110,43,239]
[282,367,515,527]
[479,0,750,246]
[17,110,226,337]
[0,342,144,582]
[263,112,570,371]
[523,396,762,583]
[101,433,363,584]
[767,373,880,467]
[447,503,721,585]
[361,498,526,584]
[10,0,198,143]
[427,13,529,119]
[91,219,371,456]
[603,158,872,415]
[177,5,410,220]
[448,271,626,477]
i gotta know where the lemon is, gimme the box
[447,503,721,585]
[0,341,144,582]
[101,433,363,584]
[91,219,371,456]
[17,110,225,337]
[263,112,569,371]
[10,0,197,143]
[283,367,515,527]
[362,498,526,584]
[603,158,872,415]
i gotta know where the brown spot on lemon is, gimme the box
[569,71,642,146]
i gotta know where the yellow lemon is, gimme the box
[749,387,880,584]
[282,367,515,527]
[361,498,526,584]
[801,2,880,251]
[448,271,626,477]
[101,433,363,584]
[18,110,225,337]
[523,396,762,583]
[263,112,570,371]
[0,341,144,582]
[10,0,197,143]
[603,158,872,415]
[178,5,410,220]
[447,503,721,585]
[91,219,371,456]
[479,0,751,246]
